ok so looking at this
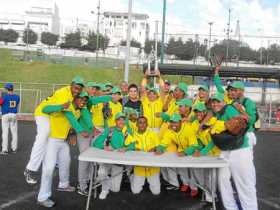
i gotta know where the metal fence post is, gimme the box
[19,83,22,113]
[268,92,272,127]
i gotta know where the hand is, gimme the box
[62,101,70,109]
[154,150,163,155]
[193,150,201,157]
[104,146,112,151]
[233,102,245,112]
[68,135,77,146]
[214,64,221,74]
[177,152,185,157]
[93,127,102,137]
[80,131,89,138]
[118,148,126,153]
[155,112,161,118]
[155,69,161,77]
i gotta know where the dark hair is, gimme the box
[128,83,138,91]
[137,115,147,122]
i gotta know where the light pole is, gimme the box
[258,28,263,65]
[226,8,232,66]
[160,0,166,64]
[91,0,101,60]
[208,22,213,65]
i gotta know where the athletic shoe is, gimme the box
[77,188,89,196]
[37,199,55,208]
[180,184,190,192]
[99,190,109,200]
[57,186,75,192]
[165,184,179,191]
[0,151,8,155]
[11,149,17,154]
[24,169,37,185]
[190,188,199,198]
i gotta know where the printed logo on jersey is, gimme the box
[9,101,17,108]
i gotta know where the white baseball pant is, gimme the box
[161,167,179,187]
[26,116,50,172]
[130,173,161,195]
[1,113,18,151]
[178,168,197,189]
[218,147,258,210]
[37,138,71,202]
[77,134,93,191]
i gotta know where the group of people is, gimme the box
[0,65,258,210]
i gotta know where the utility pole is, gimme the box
[208,22,213,66]
[160,0,166,64]
[124,0,133,82]
[96,0,101,60]
[226,8,232,66]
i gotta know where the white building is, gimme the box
[0,0,60,44]
[102,11,149,47]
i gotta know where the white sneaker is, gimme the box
[99,190,109,200]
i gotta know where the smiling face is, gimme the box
[137,117,148,133]
[173,87,185,100]
[178,105,191,116]
[115,117,125,129]
[147,90,158,101]
[198,89,209,101]
[71,83,83,97]
[194,110,207,122]
[163,83,171,93]
[227,87,238,100]
[74,96,88,109]
[128,87,138,100]
[211,99,225,113]
[170,120,182,132]
[112,92,121,102]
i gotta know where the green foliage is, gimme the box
[23,28,38,44]
[60,31,82,49]
[144,39,161,56]
[41,32,59,46]
[0,29,19,44]
[120,39,141,48]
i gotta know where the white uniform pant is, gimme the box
[98,164,123,192]
[246,132,257,156]
[178,168,197,189]
[1,113,18,151]
[26,116,50,172]
[37,138,71,202]
[130,173,161,195]
[77,135,93,191]
[218,147,258,210]
[161,167,179,187]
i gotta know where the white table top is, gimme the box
[79,147,228,168]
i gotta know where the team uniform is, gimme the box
[0,88,20,154]
[25,86,76,177]
[37,102,86,206]
[106,101,123,128]
[212,103,258,210]
[126,129,161,195]
[214,73,234,104]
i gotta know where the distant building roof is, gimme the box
[103,11,148,20]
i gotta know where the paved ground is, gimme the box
[0,121,279,210]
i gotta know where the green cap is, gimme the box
[105,82,113,88]
[146,85,159,93]
[115,112,126,120]
[78,92,89,98]
[164,79,171,85]
[211,92,224,102]
[169,113,182,122]
[86,81,96,88]
[193,102,207,112]
[72,76,85,87]
[198,85,209,92]
[124,107,139,116]
[100,84,107,91]
[111,87,121,94]
[177,82,188,95]
[229,81,245,90]
[176,98,193,107]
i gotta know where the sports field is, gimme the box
[0,121,279,210]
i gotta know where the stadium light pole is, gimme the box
[124,0,133,82]
[96,0,101,60]
[208,22,213,66]
[160,0,166,64]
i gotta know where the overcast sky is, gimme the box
[0,0,280,48]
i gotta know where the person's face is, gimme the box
[198,89,209,100]
[137,117,148,133]
[147,90,158,101]
[120,82,129,93]
[115,117,125,129]
[163,83,171,93]
[235,89,244,99]
[106,86,113,92]
[173,87,185,100]
[74,97,88,109]
[227,87,238,100]
[170,121,181,132]
[129,113,138,122]
[178,105,191,116]
[211,100,225,113]
[112,93,121,102]
[71,84,83,97]
[86,87,96,96]
[128,87,138,100]
[195,110,207,121]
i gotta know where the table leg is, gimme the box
[86,162,94,210]
[93,163,97,199]
[211,168,217,210]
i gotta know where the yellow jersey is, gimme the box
[91,103,104,128]
[126,129,160,177]
[142,96,163,129]
[107,101,123,128]
[166,98,179,116]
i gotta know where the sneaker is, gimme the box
[57,185,75,192]
[77,188,89,196]
[11,149,17,154]
[0,151,8,155]
[190,188,199,198]
[99,190,109,200]
[24,169,37,185]
[165,184,179,191]
[37,199,55,208]
[180,184,190,192]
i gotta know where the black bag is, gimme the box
[212,131,244,151]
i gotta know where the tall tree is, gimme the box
[41,32,59,46]
[23,28,38,45]
[0,29,19,44]
[120,39,141,48]
[60,31,81,49]
[144,39,161,56]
